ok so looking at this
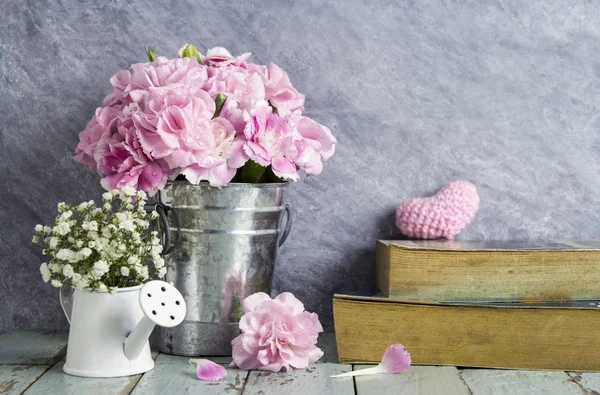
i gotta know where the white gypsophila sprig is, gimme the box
[32,190,165,292]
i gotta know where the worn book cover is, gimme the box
[333,294,600,371]
[376,239,600,301]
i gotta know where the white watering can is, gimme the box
[60,280,186,377]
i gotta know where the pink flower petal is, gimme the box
[189,359,227,381]
[380,344,411,373]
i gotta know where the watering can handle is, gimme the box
[279,204,293,247]
[59,282,74,325]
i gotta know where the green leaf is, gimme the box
[239,160,267,183]
[146,46,157,62]
[180,44,203,64]
[214,93,227,118]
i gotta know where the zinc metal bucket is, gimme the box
[151,181,292,356]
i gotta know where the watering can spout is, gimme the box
[124,281,186,361]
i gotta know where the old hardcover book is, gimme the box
[376,240,600,301]
[333,294,600,370]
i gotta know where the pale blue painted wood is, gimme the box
[0,365,49,395]
[354,365,470,395]
[242,363,354,395]
[130,359,248,395]
[460,369,584,395]
[23,361,141,395]
[0,332,67,365]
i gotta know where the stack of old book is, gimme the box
[333,240,600,370]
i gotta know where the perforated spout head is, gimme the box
[123,280,187,361]
[139,280,187,327]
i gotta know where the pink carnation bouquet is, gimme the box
[74,45,336,195]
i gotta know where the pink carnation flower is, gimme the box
[262,63,305,116]
[103,70,132,108]
[96,114,168,195]
[128,56,208,103]
[293,115,337,176]
[231,292,324,372]
[135,88,217,169]
[181,117,248,187]
[243,107,303,181]
[74,106,121,173]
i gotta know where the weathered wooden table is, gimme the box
[1,331,599,394]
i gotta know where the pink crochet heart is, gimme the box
[396,180,480,240]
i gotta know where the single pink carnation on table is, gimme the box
[230,292,324,372]
[74,106,121,173]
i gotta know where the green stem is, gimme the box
[239,161,267,183]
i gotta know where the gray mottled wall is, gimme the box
[2,0,600,332]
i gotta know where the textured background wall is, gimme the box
[2,0,600,332]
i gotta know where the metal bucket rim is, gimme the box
[166,181,290,189]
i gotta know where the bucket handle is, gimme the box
[59,282,74,325]
[279,204,293,247]
[149,203,180,256]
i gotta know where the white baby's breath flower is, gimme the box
[91,208,102,215]
[56,248,73,261]
[79,247,92,259]
[154,256,165,269]
[88,221,98,231]
[151,245,163,256]
[127,256,140,265]
[111,189,120,196]
[81,222,89,230]
[150,211,159,220]
[103,202,112,211]
[120,266,130,276]
[57,202,68,213]
[43,226,52,234]
[48,262,62,273]
[88,240,96,249]
[157,267,167,278]
[136,190,147,200]
[60,211,73,220]
[62,264,74,278]
[35,224,43,232]
[49,237,59,249]
[102,227,111,238]
[132,232,141,242]
[92,260,110,278]
[53,222,71,236]
[77,201,89,211]
[51,279,63,288]
[40,263,51,283]
[122,185,136,196]
[120,220,135,232]
[76,240,83,249]
[67,236,75,244]
[102,192,113,201]
[87,231,99,241]
[138,266,149,280]
[118,243,126,251]
[97,282,108,292]
[32,235,39,244]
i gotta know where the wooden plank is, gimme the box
[460,369,584,394]
[0,365,49,395]
[23,360,141,395]
[566,371,600,394]
[130,356,248,395]
[354,365,470,395]
[0,332,67,365]
[242,363,354,395]
[155,354,232,365]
